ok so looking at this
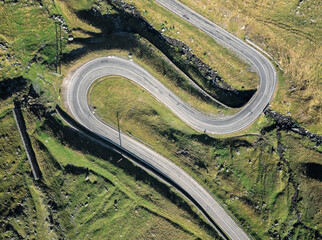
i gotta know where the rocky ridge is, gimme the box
[264,108,321,144]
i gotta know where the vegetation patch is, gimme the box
[1,0,321,239]
[171,0,321,132]
[1,98,220,239]
[60,0,257,107]
[124,0,259,91]
[90,77,321,239]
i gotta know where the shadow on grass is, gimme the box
[63,4,256,108]
[0,77,27,101]
[42,110,221,238]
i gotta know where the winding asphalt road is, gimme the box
[64,1,277,239]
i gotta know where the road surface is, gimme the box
[64,1,277,239]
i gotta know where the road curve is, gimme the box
[66,56,250,240]
[65,1,277,239]
[155,0,277,134]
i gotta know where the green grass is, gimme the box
[0,107,45,239]
[89,75,196,160]
[125,0,259,91]
[0,1,68,107]
[57,0,259,108]
[0,88,219,239]
[90,76,321,239]
[33,127,217,239]
[171,0,321,133]
[1,0,320,239]
[281,132,322,230]
[0,110,25,211]
[0,2,58,77]
[26,182,58,239]
[52,0,239,115]
[61,32,235,116]
[128,36,237,116]
[0,102,219,239]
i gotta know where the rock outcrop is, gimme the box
[264,108,321,144]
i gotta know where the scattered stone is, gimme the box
[51,14,69,32]
[68,35,74,42]
[264,108,321,144]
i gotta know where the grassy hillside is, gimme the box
[90,76,321,239]
[0,0,321,239]
[0,1,219,239]
[0,98,219,239]
[0,1,65,102]
[156,0,321,132]
[123,0,260,91]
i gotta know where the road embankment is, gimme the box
[13,101,41,180]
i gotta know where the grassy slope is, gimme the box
[0,2,56,79]
[0,1,64,102]
[34,131,213,239]
[0,1,219,239]
[0,98,59,239]
[90,76,321,239]
[124,0,259,91]
[0,0,236,116]
[1,0,320,239]
[63,33,235,116]
[168,0,321,133]
[0,98,218,239]
[57,0,241,115]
